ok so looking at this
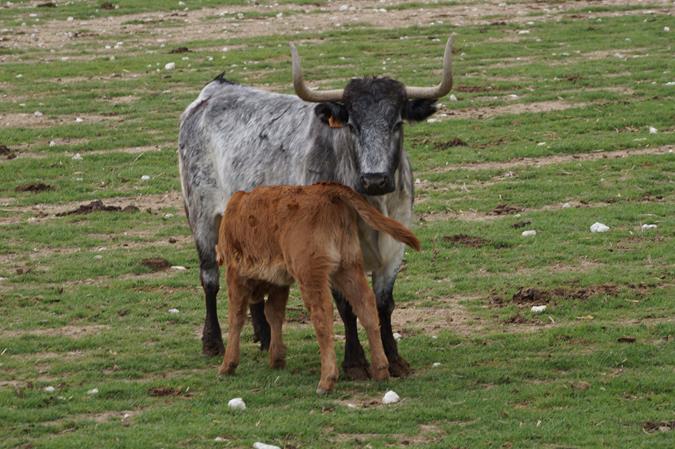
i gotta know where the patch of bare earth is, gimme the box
[432,145,674,174]
[0,113,114,128]
[41,410,142,426]
[329,423,444,445]
[7,0,672,53]
[0,324,109,339]
[435,100,587,121]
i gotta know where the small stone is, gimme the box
[94,255,103,260]
[171,266,187,271]
[518,30,530,34]
[648,126,657,134]
[531,305,547,313]
[163,213,174,219]
[448,94,458,102]
[164,62,175,70]
[432,362,441,367]
[228,397,246,410]
[75,117,83,123]
[393,332,402,341]
[521,230,537,237]
[664,26,670,32]
[49,140,56,147]
[33,111,43,117]
[168,308,179,314]
[252,443,281,449]
[641,224,657,231]
[141,175,151,181]
[562,202,572,208]
[590,222,609,233]
[67,16,74,21]
[382,390,400,404]
[72,153,83,160]
[44,386,56,393]
[214,437,227,442]
[87,388,99,395]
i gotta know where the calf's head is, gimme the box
[291,37,454,195]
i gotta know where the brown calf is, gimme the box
[215,182,420,393]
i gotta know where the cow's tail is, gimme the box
[330,184,421,251]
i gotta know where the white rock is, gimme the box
[87,388,99,395]
[49,140,56,147]
[222,47,229,52]
[214,437,227,442]
[75,117,83,123]
[382,390,400,404]
[537,142,546,146]
[168,308,180,314]
[427,118,439,123]
[648,126,657,134]
[33,111,43,117]
[339,4,349,11]
[67,16,74,21]
[164,62,176,70]
[664,26,670,32]
[590,222,610,233]
[94,255,103,260]
[531,305,547,313]
[431,335,438,340]
[228,397,246,410]
[641,224,657,231]
[72,153,83,160]
[171,265,187,271]
[276,12,283,18]
[253,443,281,449]
[561,202,572,209]
[521,230,537,237]
[518,30,530,34]
[393,332,402,341]
[0,277,7,282]
[163,213,174,219]
[666,81,675,86]
[141,175,151,181]
[448,94,458,102]
[44,386,56,393]
[432,362,441,367]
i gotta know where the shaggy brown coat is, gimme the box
[215,182,420,393]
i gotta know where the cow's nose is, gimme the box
[360,173,392,195]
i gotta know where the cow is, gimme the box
[214,182,420,393]
[178,37,453,379]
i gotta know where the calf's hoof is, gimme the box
[202,337,225,357]
[388,356,412,378]
[269,358,286,369]
[343,364,371,381]
[370,365,390,381]
[316,376,337,395]
[218,361,238,375]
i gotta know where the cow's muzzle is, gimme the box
[359,173,394,195]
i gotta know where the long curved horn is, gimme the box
[405,36,454,99]
[290,43,344,102]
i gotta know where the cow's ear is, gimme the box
[315,102,348,128]
[403,99,437,122]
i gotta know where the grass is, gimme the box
[1,0,673,448]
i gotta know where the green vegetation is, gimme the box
[0,0,673,448]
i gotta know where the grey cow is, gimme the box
[178,38,453,379]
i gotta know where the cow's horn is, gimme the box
[405,36,454,99]
[290,43,344,102]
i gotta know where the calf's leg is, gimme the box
[264,286,289,369]
[219,272,249,375]
[334,266,389,381]
[250,299,271,351]
[299,280,338,394]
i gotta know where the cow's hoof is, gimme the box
[270,358,286,369]
[343,364,371,381]
[202,338,225,357]
[388,357,412,378]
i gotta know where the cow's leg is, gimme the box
[264,286,289,369]
[250,301,271,351]
[333,289,370,380]
[299,278,338,395]
[373,264,411,377]
[196,216,225,356]
[219,272,250,375]
[333,266,389,381]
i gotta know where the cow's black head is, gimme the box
[314,77,437,195]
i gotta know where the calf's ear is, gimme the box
[315,102,348,128]
[403,99,437,122]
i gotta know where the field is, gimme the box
[1,0,674,448]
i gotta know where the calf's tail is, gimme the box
[330,185,421,251]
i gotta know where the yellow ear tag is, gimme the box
[328,116,343,129]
